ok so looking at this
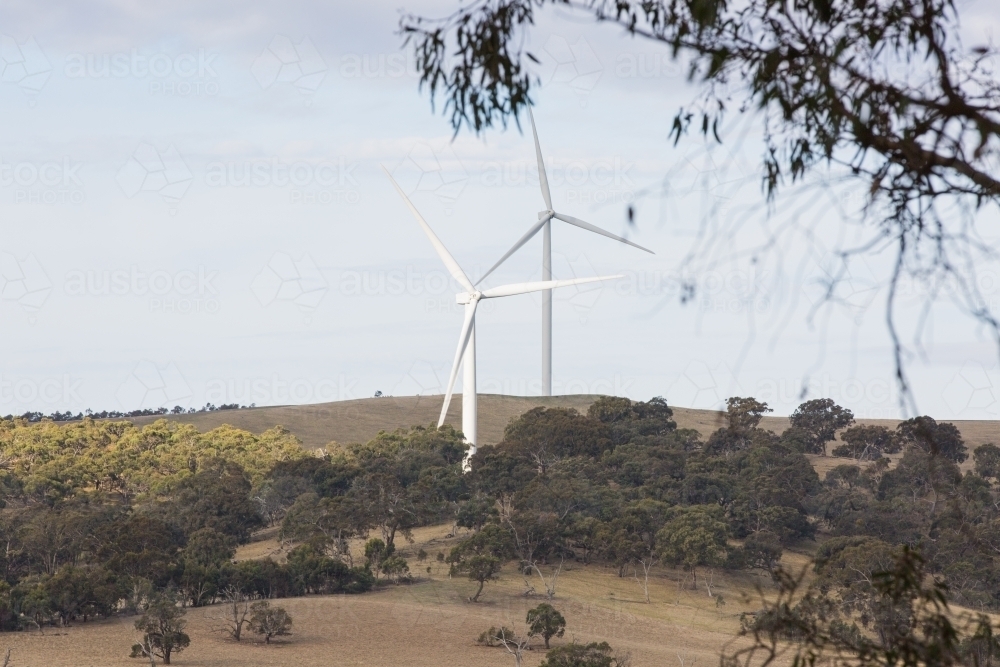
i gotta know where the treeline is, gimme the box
[0,418,374,630]
[0,395,995,632]
[7,402,255,423]
[278,394,1000,612]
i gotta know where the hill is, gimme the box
[0,522,793,667]
[127,394,1000,452]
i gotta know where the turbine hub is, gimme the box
[456,291,482,304]
[538,210,554,221]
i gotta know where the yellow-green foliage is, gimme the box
[0,417,307,500]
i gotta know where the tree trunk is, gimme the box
[545,637,550,649]
[164,649,171,665]
[471,579,485,602]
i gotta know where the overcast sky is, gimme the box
[2,0,1000,421]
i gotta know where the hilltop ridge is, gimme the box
[125,393,1000,451]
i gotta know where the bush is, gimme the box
[248,601,292,644]
[539,642,630,667]
[477,626,519,647]
[381,556,411,584]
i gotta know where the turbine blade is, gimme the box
[528,107,552,211]
[381,165,475,292]
[553,212,655,254]
[481,274,624,299]
[475,217,549,286]
[438,302,478,428]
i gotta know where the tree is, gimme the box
[183,527,236,568]
[790,400,854,456]
[448,524,512,602]
[363,538,393,580]
[501,407,612,466]
[456,493,497,532]
[704,398,775,457]
[17,579,52,633]
[400,1,1000,405]
[215,587,250,641]
[587,397,639,425]
[724,398,772,432]
[895,417,968,464]
[812,537,906,646]
[133,592,190,665]
[478,626,532,667]
[727,547,991,667]
[588,397,677,447]
[526,603,566,649]
[538,642,630,667]
[380,555,410,584]
[974,444,1000,482]
[248,601,292,644]
[832,425,899,462]
[603,499,670,602]
[164,459,263,543]
[349,471,419,549]
[657,506,729,590]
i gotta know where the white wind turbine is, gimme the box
[384,167,622,466]
[477,108,654,396]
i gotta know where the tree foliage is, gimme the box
[400,0,1000,404]
[527,602,566,648]
[133,591,190,665]
[248,600,292,644]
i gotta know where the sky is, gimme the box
[1,0,1000,421]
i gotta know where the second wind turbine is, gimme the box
[478,108,654,396]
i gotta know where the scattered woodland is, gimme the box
[0,396,996,663]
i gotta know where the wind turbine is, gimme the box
[383,167,622,466]
[477,108,654,396]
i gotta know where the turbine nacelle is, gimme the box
[455,291,482,305]
[538,210,555,222]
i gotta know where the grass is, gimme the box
[32,395,994,664]
[127,394,1000,455]
[6,522,790,666]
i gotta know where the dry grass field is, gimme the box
[0,522,793,667]
[30,394,993,664]
[127,394,599,449]
[127,393,1000,452]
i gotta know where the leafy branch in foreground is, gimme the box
[724,547,999,667]
[400,0,1000,409]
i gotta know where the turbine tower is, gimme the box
[384,167,622,467]
[477,108,654,396]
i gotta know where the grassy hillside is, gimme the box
[128,394,1000,452]
[0,522,789,667]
